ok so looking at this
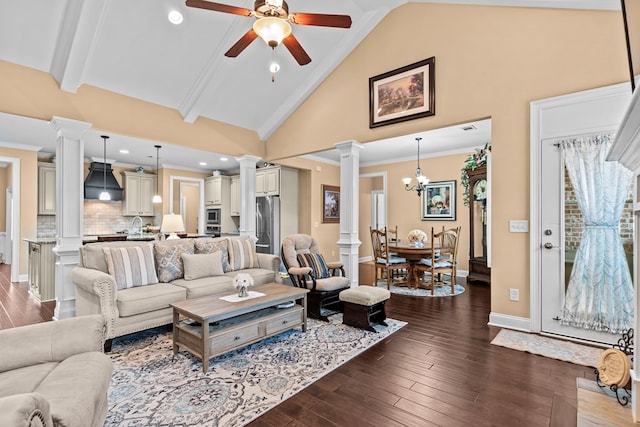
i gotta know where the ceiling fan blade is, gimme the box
[225,29,259,57]
[282,34,311,65]
[289,13,352,29]
[185,0,253,17]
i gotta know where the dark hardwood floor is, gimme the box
[0,263,588,426]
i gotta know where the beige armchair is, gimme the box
[281,234,350,320]
[0,315,112,427]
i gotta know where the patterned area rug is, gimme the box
[382,281,465,297]
[106,315,406,426]
[491,329,603,367]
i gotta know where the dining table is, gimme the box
[389,241,436,289]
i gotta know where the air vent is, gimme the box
[461,124,477,131]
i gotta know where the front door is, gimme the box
[539,138,632,345]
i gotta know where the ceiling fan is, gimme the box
[185,0,352,66]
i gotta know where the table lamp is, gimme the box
[161,214,185,240]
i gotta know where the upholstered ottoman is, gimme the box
[339,286,390,332]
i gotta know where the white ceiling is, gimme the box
[0,0,620,172]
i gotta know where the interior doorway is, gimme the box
[168,176,205,235]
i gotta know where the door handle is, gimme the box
[543,242,557,249]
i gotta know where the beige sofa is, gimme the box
[0,314,112,427]
[72,236,281,350]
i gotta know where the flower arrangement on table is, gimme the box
[407,229,427,247]
[233,273,254,298]
[461,142,491,206]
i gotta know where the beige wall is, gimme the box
[0,60,263,158]
[0,147,38,275]
[266,4,628,318]
[0,4,629,317]
[278,157,341,259]
[360,152,470,271]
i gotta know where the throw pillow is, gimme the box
[103,243,158,290]
[226,237,259,271]
[297,253,329,279]
[153,240,194,283]
[182,251,225,280]
[194,238,230,272]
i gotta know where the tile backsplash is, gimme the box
[37,200,160,237]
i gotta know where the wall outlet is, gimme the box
[509,288,519,302]
[509,220,529,233]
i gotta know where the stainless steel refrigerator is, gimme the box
[256,195,280,255]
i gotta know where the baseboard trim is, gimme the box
[488,312,531,332]
[18,273,28,283]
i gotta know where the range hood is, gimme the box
[84,162,123,200]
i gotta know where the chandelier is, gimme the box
[402,137,429,197]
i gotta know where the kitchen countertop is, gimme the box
[28,234,213,245]
[23,238,57,244]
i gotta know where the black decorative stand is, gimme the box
[595,328,634,406]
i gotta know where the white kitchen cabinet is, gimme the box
[256,167,280,196]
[205,176,228,206]
[122,171,156,216]
[230,175,240,216]
[38,163,56,216]
[27,240,55,302]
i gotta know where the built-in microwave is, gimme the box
[206,208,221,224]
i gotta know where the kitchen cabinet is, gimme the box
[256,167,280,196]
[27,240,55,302]
[230,175,240,216]
[38,163,56,216]
[205,176,229,206]
[121,171,156,216]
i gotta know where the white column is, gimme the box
[335,140,363,287]
[49,116,91,320]
[236,155,260,240]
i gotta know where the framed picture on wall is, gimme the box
[369,57,436,128]
[322,185,340,223]
[422,180,456,220]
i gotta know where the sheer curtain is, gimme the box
[560,134,633,334]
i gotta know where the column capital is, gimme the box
[335,140,364,155]
[236,155,261,167]
[49,116,92,139]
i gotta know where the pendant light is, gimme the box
[98,135,111,201]
[402,137,429,197]
[152,145,162,204]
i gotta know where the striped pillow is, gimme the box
[226,237,259,271]
[297,253,329,279]
[103,244,158,290]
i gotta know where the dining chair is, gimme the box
[415,226,461,295]
[370,227,410,289]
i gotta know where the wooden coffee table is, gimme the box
[170,282,309,373]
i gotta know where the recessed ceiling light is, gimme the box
[199,162,207,166]
[119,149,129,154]
[220,157,228,161]
[168,10,183,25]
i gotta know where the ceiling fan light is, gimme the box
[253,17,291,47]
[266,0,283,8]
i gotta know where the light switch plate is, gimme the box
[509,220,529,233]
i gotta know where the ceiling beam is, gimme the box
[51,0,110,93]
